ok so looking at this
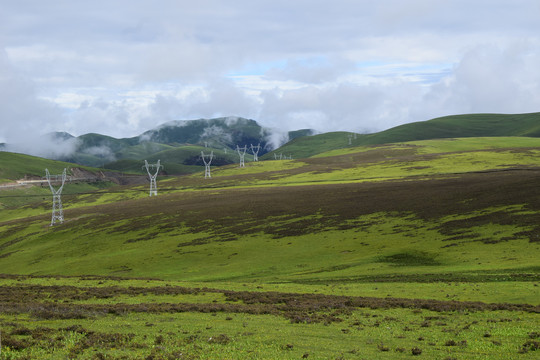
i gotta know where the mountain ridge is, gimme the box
[1,112,539,172]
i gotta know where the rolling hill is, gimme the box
[0,152,91,183]
[265,112,540,159]
[359,112,540,144]
[2,112,539,173]
[39,117,305,171]
[1,136,539,284]
[1,135,539,359]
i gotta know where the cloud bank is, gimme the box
[1,1,540,158]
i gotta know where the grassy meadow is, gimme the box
[1,137,539,359]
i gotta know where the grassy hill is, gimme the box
[115,141,175,160]
[2,137,539,284]
[104,145,251,175]
[360,112,540,145]
[0,151,85,183]
[54,117,274,170]
[261,131,359,160]
[140,117,268,147]
[1,136,540,359]
[269,112,540,159]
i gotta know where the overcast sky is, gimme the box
[1,0,540,145]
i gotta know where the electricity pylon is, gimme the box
[143,160,162,196]
[236,145,247,167]
[45,168,67,226]
[201,151,214,178]
[250,143,261,162]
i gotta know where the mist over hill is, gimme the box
[1,112,539,170]
[0,117,314,169]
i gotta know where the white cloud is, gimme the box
[265,56,358,84]
[0,0,539,151]
[416,42,540,118]
[0,46,65,144]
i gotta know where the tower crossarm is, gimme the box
[201,151,214,166]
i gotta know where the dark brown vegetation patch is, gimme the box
[0,281,538,327]
[28,169,540,246]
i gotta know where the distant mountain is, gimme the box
[51,117,311,173]
[47,131,75,141]
[3,112,539,171]
[140,117,269,147]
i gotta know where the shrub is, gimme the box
[518,340,539,353]
[208,334,231,345]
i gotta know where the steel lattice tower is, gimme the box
[250,143,261,162]
[236,145,247,167]
[143,160,162,196]
[45,168,67,226]
[201,151,214,178]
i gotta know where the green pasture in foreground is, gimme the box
[0,275,538,359]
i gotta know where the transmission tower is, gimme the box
[348,134,353,145]
[250,143,261,162]
[143,160,162,196]
[236,145,247,167]
[201,151,214,178]
[45,168,67,226]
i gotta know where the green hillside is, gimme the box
[0,151,82,183]
[269,112,540,159]
[1,137,540,359]
[115,141,175,159]
[55,117,271,170]
[261,131,361,160]
[140,117,268,147]
[360,112,540,145]
[104,145,250,175]
[2,137,540,284]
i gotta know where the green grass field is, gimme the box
[0,152,84,184]
[1,137,539,359]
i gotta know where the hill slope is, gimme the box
[0,152,84,183]
[1,137,539,289]
[2,137,539,360]
[57,117,300,170]
[360,112,540,144]
[269,112,540,159]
